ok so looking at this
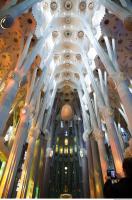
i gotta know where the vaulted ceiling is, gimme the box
[0,0,131,109]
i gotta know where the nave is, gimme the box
[0,0,132,198]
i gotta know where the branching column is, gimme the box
[16,126,40,198]
[90,135,104,198]
[0,35,46,135]
[26,137,41,198]
[37,135,47,198]
[0,106,30,198]
[80,58,124,175]
[101,107,124,174]
[78,80,108,182]
[84,24,132,133]
[85,135,96,198]
[93,130,108,182]
[0,70,21,136]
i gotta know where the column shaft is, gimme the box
[90,136,104,198]
[104,112,123,175]
[94,130,108,183]
[0,118,29,198]
[16,134,36,198]
[37,136,47,198]
[81,156,90,198]
[0,75,20,135]
[86,139,96,198]
[26,138,41,198]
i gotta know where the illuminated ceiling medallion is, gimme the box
[76,54,81,60]
[65,63,70,67]
[50,1,57,11]
[79,1,86,11]
[55,73,60,78]
[64,53,71,59]
[64,30,72,38]
[54,54,59,60]
[63,71,71,78]
[43,2,48,9]
[65,16,71,24]
[52,31,58,37]
[64,0,72,10]
[75,73,80,80]
[78,31,84,38]
[88,1,94,9]
[61,104,73,121]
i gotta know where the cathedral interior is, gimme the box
[0,0,132,198]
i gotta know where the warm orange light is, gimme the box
[61,104,73,121]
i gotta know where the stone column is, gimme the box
[37,135,47,198]
[0,71,21,136]
[115,77,132,136]
[16,126,40,198]
[93,129,108,182]
[26,137,41,198]
[78,87,108,182]
[84,25,132,132]
[90,135,104,198]
[0,106,30,198]
[101,107,124,176]
[81,150,90,198]
[86,138,96,198]
[0,34,34,136]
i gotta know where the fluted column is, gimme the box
[0,34,33,136]
[0,35,48,136]
[93,129,108,182]
[78,87,108,182]
[0,70,21,136]
[101,107,124,175]
[80,67,124,175]
[16,126,40,198]
[115,78,132,136]
[86,138,96,198]
[37,135,47,198]
[81,150,90,198]
[0,106,30,198]
[83,24,132,132]
[90,135,104,198]
[26,137,41,198]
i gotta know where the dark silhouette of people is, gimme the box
[104,157,132,198]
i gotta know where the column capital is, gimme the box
[80,148,87,158]
[100,106,114,118]
[28,125,40,141]
[46,147,53,158]
[83,129,92,142]
[93,128,105,142]
[20,105,30,123]
[111,72,126,87]
[8,70,21,85]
